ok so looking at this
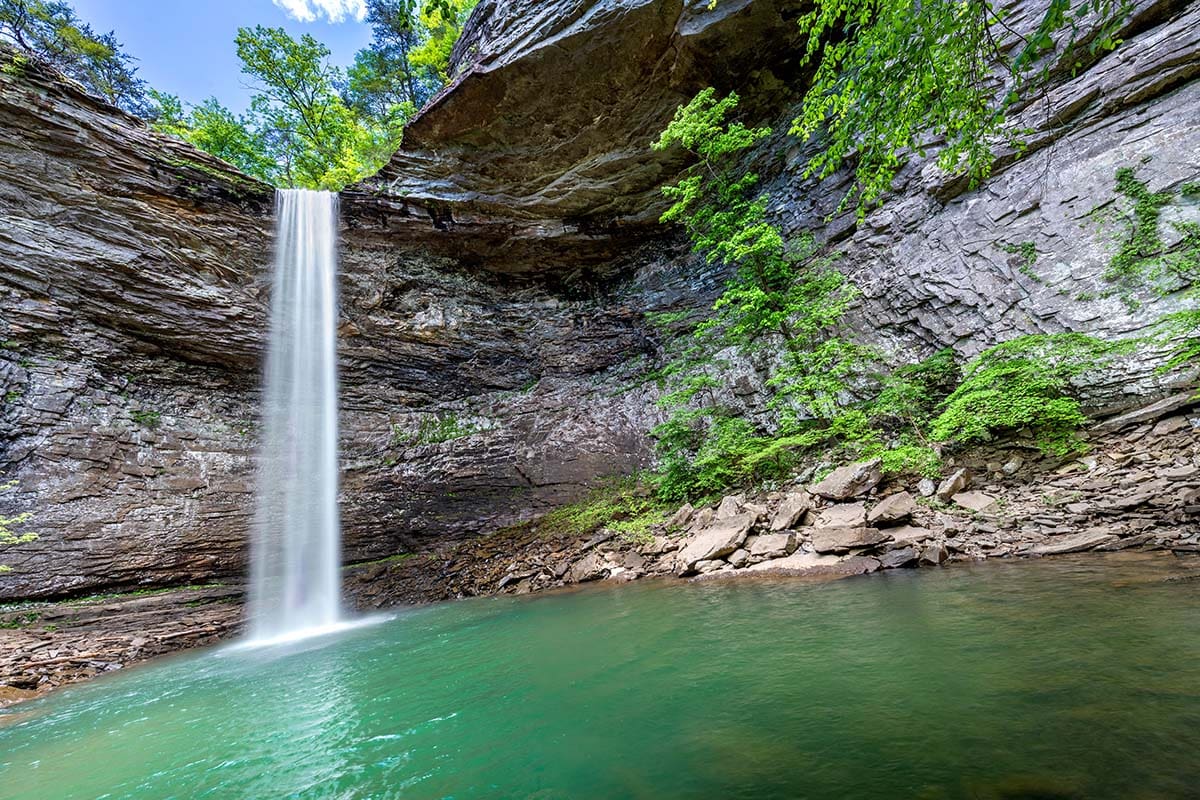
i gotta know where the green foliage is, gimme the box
[1182,182,1200,198]
[129,409,161,429]
[539,478,669,545]
[651,90,888,500]
[0,0,149,115]
[930,334,1118,455]
[1001,240,1041,282]
[408,0,478,83]
[233,25,396,190]
[0,481,36,574]
[1101,167,1200,290]
[1154,297,1200,376]
[150,91,279,184]
[393,413,480,447]
[788,0,1130,214]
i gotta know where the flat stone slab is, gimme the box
[810,459,882,500]
[1030,530,1119,555]
[1096,392,1196,431]
[816,502,867,528]
[952,491,998,513]
[676,512,754,572]
[887,525,936,546]
[812,526,888,553]
[748,532,797,558]
[867,491,916,525]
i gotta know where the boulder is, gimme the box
[715,494,745,519]
[935,469,971,502]
[769,490,811,530]
[952,491,998,513]
[919,543,949,565]
[666,503,694,529]
[728,548,750,568]
[675,513,755,573]
[816,502,868,528]
[867,491,916,526]
[694,559,727,574]
[1029,530,1119,555]
[810,459,883,500]
[743,502,769,522]
[688,507,715,532]
[748,532,797,559]
[567,552,608,583]
[879,546,919,569]
[917,478,937,497]
[887,526,936,546]
[811,527,887,553]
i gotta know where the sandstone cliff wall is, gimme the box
[1,0,1197,599]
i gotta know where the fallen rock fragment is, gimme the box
[811,527,887,553]
[879,546,919,569]
[748,532,797,559]
[888,525,936,546]
[816,502,867,528]
[936,469,971,503]
[666,503,694,529]
[675,513,755,573]
[867,491,916,525]
[920,543,949,565]
[810,459,882,500]
[952,491,997,513]
[770,491,811,530]
[1029,530,1119,555]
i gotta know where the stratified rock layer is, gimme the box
[3,0,1200,599]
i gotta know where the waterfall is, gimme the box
[247,189,342,642]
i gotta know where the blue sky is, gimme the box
[71,0,373,112]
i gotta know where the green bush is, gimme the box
[930,334,1117,455]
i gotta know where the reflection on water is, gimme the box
[2,552,1198,800]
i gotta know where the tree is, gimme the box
[788,0,1131,213]
[150,91,280,184]
[235,25,394,189]
[0,0,149,116]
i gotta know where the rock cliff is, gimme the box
[1,0,1198,599]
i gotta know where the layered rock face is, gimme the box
[0,58,668,599]
[2,0,1199,600]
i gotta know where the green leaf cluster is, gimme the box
[929,333,1119,455]
[539,477,670,545]
[788,0,1130,214]
[1103,167,1200,290]
[0,0,149,116]
[0,481,36,574]
[650,90,931,501]
[392,413,480,447]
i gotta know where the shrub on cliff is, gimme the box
[929,334,1120,455]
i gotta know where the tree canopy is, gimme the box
[0,0,149,116]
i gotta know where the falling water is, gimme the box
[248,189,342,642]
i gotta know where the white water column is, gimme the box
[248,188,342,641]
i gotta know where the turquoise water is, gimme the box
[2,553,1199,799]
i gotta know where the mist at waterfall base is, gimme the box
[247,189,344,644]
[3,554,1200,799]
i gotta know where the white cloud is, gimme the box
[271,0,368,23]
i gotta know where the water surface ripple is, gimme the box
[2,553,1198,799]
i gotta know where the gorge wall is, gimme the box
[1,0,1197,599]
